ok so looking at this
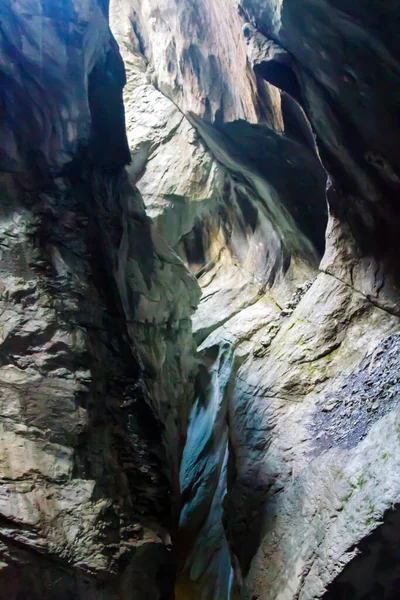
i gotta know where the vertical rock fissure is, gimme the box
[177,342,236,599]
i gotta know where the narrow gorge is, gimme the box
[1,1,400,599]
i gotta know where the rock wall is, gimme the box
[0,1,199,598]
[2,0,400,599]
[110,0,328,339]
[109,1,400,599]
[239,0,400,312]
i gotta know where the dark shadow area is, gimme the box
[182,219,207,274]
[217,119,327,256]
[88,38,131,172]
[254,61,302,106]
[280,92,316,152]
[324,504,400,600]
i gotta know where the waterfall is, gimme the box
[179,342,236,599]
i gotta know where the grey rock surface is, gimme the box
[1,0,400,599]
[0,1,199,598]
[239,0,400,313]
[109,1,400,599]
[114,0,398,599]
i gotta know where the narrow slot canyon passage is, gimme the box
[1,1,400,599]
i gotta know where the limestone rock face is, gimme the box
[0,1,199,598]
[239,0,400,312]
[110,0,328,345]
[2,0,400,599]
[110,0,261,123]
[109,1,400,599]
